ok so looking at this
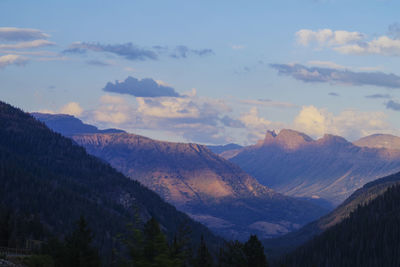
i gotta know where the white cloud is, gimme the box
[60,102,83,116]
[92,95,130,124]
[293,105,391,140]
[296,29,364,47]
[38,102,84,117]
[335,36,400,56]
[238,108,286,142]
[297,28,400,57]
[0,54,28,68]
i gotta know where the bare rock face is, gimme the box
[229,129,400,206]
[72,132,327,240]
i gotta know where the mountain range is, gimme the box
[224,129,400,205]
[33,113,327,241]
[0,102,221,263]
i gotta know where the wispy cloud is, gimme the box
[64,42,214,61]
[0,39,55,49]
[0,54,28,68]
[386,100,400,111]
[365,94,392,99]
[169,45,213,58]
[0,27,50,41]
[271,63,400,89]
[64,42,158,61]
[240,98,297,108]
[86,59,111,66]
[103,76,181,97]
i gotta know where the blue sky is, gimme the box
[1,0,400,144]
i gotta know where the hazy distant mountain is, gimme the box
[207,143,243,154]
[32,112,125,136]
[354,133,400,150]
[281,171,400,267]
[70,132,327,240]
[264,171,400,259]
[229,129,400,205]
[0,102,220,261]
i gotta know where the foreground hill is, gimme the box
[0,102,220,261]
[263,171,400,259]
[228,129,400,205]
[70,133,326,240]
[281,171,400,267]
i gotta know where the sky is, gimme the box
[1,0,400,145]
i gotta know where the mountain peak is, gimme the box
[317,134,349,145]
[275,129,313,149]
[258,130,278,145]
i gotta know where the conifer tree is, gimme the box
[243,235,268,267]
[64,216,100,267]
[195,235,214,267]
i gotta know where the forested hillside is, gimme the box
[282,181,400,267]
[0,101,221,263]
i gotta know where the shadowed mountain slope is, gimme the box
[263,171,400,259]
[281,171,400,267]
[228,129,400,205]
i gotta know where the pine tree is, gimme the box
[195,235,214,267]
[64,216,100,267]
[243,235,268,267]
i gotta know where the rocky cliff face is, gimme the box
[72,132,327,240]
[229,129,400,205]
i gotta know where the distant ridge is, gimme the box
[32,112,125,136]
[227,129,400,205]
